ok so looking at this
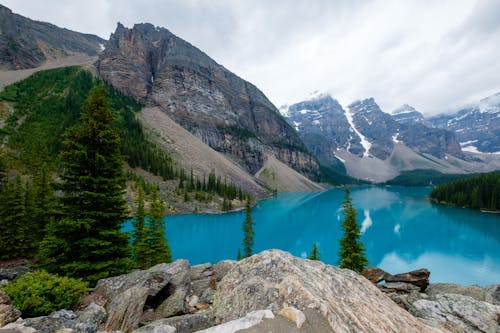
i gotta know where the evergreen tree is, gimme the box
[132,187,148,268]
[338,186,368,272]
[39,86,131,284]
[0,176,26,259]
[0,151,9,258]
[242,196,255,258]
[308,243,320,260]
[145,185,172,266]
[31,164,56,243]
[237,248,242,261]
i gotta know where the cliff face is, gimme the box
[0,5,104,70]
[97,23,318,177]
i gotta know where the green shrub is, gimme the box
[2,270,88,317]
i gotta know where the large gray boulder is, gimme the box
[411,293,500,333]
[212,249,443,333]
[89,260,190,333]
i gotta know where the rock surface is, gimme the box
[385,268,430,292]
[426,283,500,305]
[1,303,106,333]
[196,310,274,333]
[411,293,500,333]
[89,260,190,332]
[0,290,20,327]
[213,249,442,333]
[135,313,213,333]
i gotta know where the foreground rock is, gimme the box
[88,260,190,332]
[0,290,20,326]
[411,294,500,333]
[213,249,442,333]
[0,303,106,333]
[362,266,430,291]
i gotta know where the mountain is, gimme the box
[0,5,104,70]
[392,104,429,126]
[281,94,498,182]
[429,92,500,154]
[96,23,319,182]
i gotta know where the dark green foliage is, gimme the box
[338,186,368,273]
[2,270,87,317]
[308,243,320,260]
[242,196,255,258]
[0,175,28,259]
[39,86,131,284]
[385,169,478,186]
[430,172,500,211]
[0,66,174,179]
[143,185,172,267]
[132,187,147,267]
[237,248,242,261]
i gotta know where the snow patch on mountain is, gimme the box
[345,105,372,157]
[279,104,290,117]
[478,92,500,113]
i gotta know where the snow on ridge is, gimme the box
[279,104,290,117]
[462,145,500,155]
[478,92,500,113]
[459,140,478,146]
[99,43,105,51]
[392,104,417,115]
[392,133,401,143]
[293,121,301,132]
[344,105,372,157]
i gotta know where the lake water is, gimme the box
[132,186,500,286]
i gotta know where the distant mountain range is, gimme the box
[280,93,500,182]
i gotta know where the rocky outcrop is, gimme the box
[0,266,31,282]
[0,5,104,70]
[87,260,190,332]
[0,290,20,327]
[97,23,319,179]
[411,294,500,333]
[213,249,441,332]
[362,267,430,291]
[0,303,106,333]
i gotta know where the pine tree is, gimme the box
[132,187,148,268]
[308,243,320,260]
[338,186,368,273]
[0,150,9,258]
[30,164,56,243]
[0,176,26,259]
[242,196,255,258]
[39,86,131,284]
[237,248,242,261]
[145,185,172,266]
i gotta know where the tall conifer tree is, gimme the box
[39,86,131,284]
[145,185,172,265]
[338,186,368,272]
[242,196,255,258]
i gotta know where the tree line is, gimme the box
[429,171,500,211]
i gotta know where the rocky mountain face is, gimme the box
[428,92,500,154]
[392,104,429,126]
[97,23,318,178]
[281,94,471,181]
[0,5,104,70]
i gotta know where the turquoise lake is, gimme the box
[132,186,500,286]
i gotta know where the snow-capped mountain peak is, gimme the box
[392,104,417,115]
[478,92,500,114]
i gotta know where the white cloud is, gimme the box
[3,0,500,115]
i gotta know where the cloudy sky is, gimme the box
[4,0,500,115]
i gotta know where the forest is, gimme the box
[429,171,500,211]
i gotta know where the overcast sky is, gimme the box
[3,0,500,115]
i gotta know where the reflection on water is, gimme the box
[126,186,500,285]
